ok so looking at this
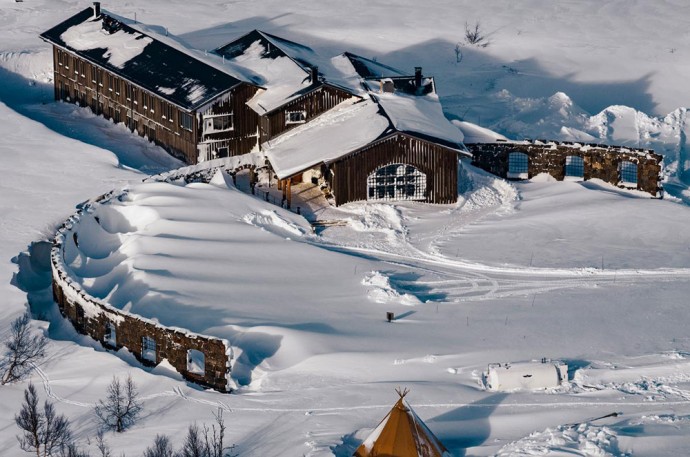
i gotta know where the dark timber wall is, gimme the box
[199,83,260,159]
[467,141,663,196]
[329,133,459,205]
[259,85,354,143]
[51,45,258,165]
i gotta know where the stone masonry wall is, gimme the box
[50,157,268,393]
[467,141,663,197]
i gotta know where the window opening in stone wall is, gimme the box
[104,322,116,347]
[367,163,427,202]
[508,152,529,179]
[141,336,156,363]
[565,155,584,178]
[285,110,307,124]
[187,349,205,375]
[619,160,637,185]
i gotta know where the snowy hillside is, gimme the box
[2,1,690,456]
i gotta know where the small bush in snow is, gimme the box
[94,375,143,433]
[177,409,236,457]
[1,312,48,385]
[15,383,74,456]
[143,435,174,457]
[465,21,490,47]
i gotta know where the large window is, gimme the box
[508,152,529,179]
[285,110,307,124]
[619,161,638,185]
[565,155,584,178]
[203,114,233,133]
[367,163,427,201]
[141,336,156,363]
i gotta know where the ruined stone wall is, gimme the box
[50,157,269,393]
[467,141,663,197]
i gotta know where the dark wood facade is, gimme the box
[328,133,460,205]
[468,141,663,196]
[51,45,259,164]
[259,84,355,144]
[198,83,261,160]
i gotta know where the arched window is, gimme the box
[565,156,584,178]
[367,164,427,202]
[508,152,529,179]
[187,349,205,376]
[619,161,638,185]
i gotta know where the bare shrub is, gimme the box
[15,383,74,456]
[143,435,174,457]
[465,21,490,47]
[1,312,48,385]
[94,375,142,433]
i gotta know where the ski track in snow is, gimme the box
[31,361,690,414]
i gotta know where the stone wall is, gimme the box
[467,141,663,197]
[50,157,268,393]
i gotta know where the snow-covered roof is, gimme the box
[215,30,369,113]
[375,93,465,149]
[39,7,245,110]
[265,100,391,178]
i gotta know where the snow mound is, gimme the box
[496,423,622,457]
[242,209,309,238]
[458,164,518,212]
[362,271,422,306]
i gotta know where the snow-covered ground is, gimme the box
[2,1,690,456]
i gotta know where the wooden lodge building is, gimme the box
[40,3,470,206]
[39,4,265,164]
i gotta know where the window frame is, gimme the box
[619,160,638,186]
[285,110,307,125]
[507,152,529,179]
[180,112,194,132]
[141,336,156,363]
[203,113,234,133]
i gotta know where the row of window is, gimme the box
[56,50,194,132]
[507,152,638,184]
[104,323,205,375]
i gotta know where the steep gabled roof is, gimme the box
[265,99,391,179]
[354,390,450,457]
[216,30,318,74]
[265,96,469,180]
[215,30,364,114]
[373,93,465,150]
[40,7,245,111]
[342,52,408,79]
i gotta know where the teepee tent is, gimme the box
[354,389,450,457]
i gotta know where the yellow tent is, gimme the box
[354,389,450,457]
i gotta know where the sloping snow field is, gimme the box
[2,1,690,456]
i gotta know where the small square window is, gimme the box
[285,110,307,124]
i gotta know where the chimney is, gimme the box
[414,66,422,88]
[93,2,101,18]
[311,66,319,85]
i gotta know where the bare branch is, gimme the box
[1,312,48,385]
